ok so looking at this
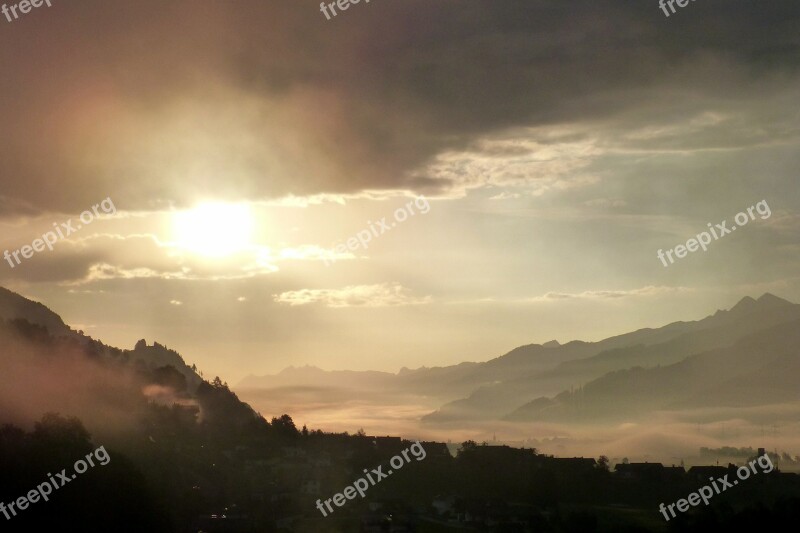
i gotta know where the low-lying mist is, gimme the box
[239,385,800,470]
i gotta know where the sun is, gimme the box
[172,202,255,257]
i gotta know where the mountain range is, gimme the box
[3,286,798,437]
[240,292,800,428]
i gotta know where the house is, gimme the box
[615,462,665,482]
[550,457,598,471]
[663,465,686,481]
[421,441,452,458]
[374,436,404,454]
[687,465,732,483]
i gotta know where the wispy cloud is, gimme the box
[526,285,693,302]
[273,283,432,308]
[420,128,601,199]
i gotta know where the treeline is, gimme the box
[0,414,168,533]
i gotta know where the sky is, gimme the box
[1,0,799,384]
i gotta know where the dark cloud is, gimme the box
[0,0,798,214]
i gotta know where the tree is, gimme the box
[457,440,478,457]
[271,414,298,438]
[32,413,92,457]
[596,455,610,472]
[33,413,90,444]
[151,365,188,393]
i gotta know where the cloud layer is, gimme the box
[1,0,799,215]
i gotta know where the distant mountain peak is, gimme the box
[542,340,561,348]
[729,293,793,315]
[730,295,757,313]
[757,292,792,306]
[279,365,324,376]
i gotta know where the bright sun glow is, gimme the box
[172,202,255,257]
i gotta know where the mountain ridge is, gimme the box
[426,293,800,423]
[0,285,203,393]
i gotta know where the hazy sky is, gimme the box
[1,0,799,383]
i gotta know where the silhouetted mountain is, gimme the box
[506,295,800,422]
[0,286,263,448]
[0,286,202,394]
[240,308,735,409]
[241,365,397,390]
[132,339,203,392]
[427,293,800,423]
[238,293,800,427]
[0,286,72,337]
